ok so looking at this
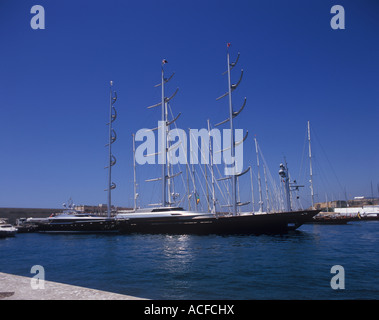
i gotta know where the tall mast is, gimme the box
[263,163,270,212]
[255,137,263,212]
[161,64,167,207]
[308,120,315,209]
[188,128,198,211]
[106,81,117,219]
[226,50,237,215]
[208,119,216,214]
[205,163,210,212]
[147,60,179,208]
[215,44,245,216]
[250,166,255,212]
[132,133,137,211]
[186,161,192,210]
[308,121,315,209]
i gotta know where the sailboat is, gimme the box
[34,82,122,233]
[116,47,320,234]
[304,121,353,224]
[115,59,214,227]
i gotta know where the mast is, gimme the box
[188,127,198,211]
[254,137,263,212]
[226,50,237,215]
[106,81,117,219]
[146,60,180,208]
[250,166,255,212]
[263,163,270,212]
[325,193,328,212]
[186,161,192,210]
[161,64,167,207]
[205,163,210,212]
[215,43,245,216]
[370,181,374,203]
[208,119,216,214]
[132,133,137,211]
[308,120,315,209]
[192,161,198,211]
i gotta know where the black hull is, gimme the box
[36,219,120,233]
[118,210,320,235]
[16,225,39,233]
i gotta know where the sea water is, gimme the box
[1,221,378,299]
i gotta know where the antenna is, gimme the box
[279,160,304,212]
[279,161,291,212]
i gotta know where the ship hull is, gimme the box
[36,219,120,233]
[118,210,320,235]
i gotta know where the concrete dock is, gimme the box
[0,272,147,300]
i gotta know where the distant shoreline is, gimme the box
[0,207,63,224]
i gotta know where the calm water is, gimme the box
[1,221,378,299]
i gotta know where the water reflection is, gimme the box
[2,223,378,299]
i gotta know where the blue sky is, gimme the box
[0,0,378,209]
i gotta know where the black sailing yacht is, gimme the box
[116,47,319,235]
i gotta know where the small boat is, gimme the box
[0,219,18,237]
[309,214,352,225]
[15,218,39,233]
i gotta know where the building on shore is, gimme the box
[314,196,379,210]
[0,204,133,224]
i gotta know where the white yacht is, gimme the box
[0,219,18,237]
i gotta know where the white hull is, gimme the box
[0,225,17,237]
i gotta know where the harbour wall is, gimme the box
[0,272,146,300]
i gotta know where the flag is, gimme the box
[227,42,231,48]
[162,59,168,64]
[195,193,200,205]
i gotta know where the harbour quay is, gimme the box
[0,208,62,225]
[0,272,146,300]
[0,205,132,225]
